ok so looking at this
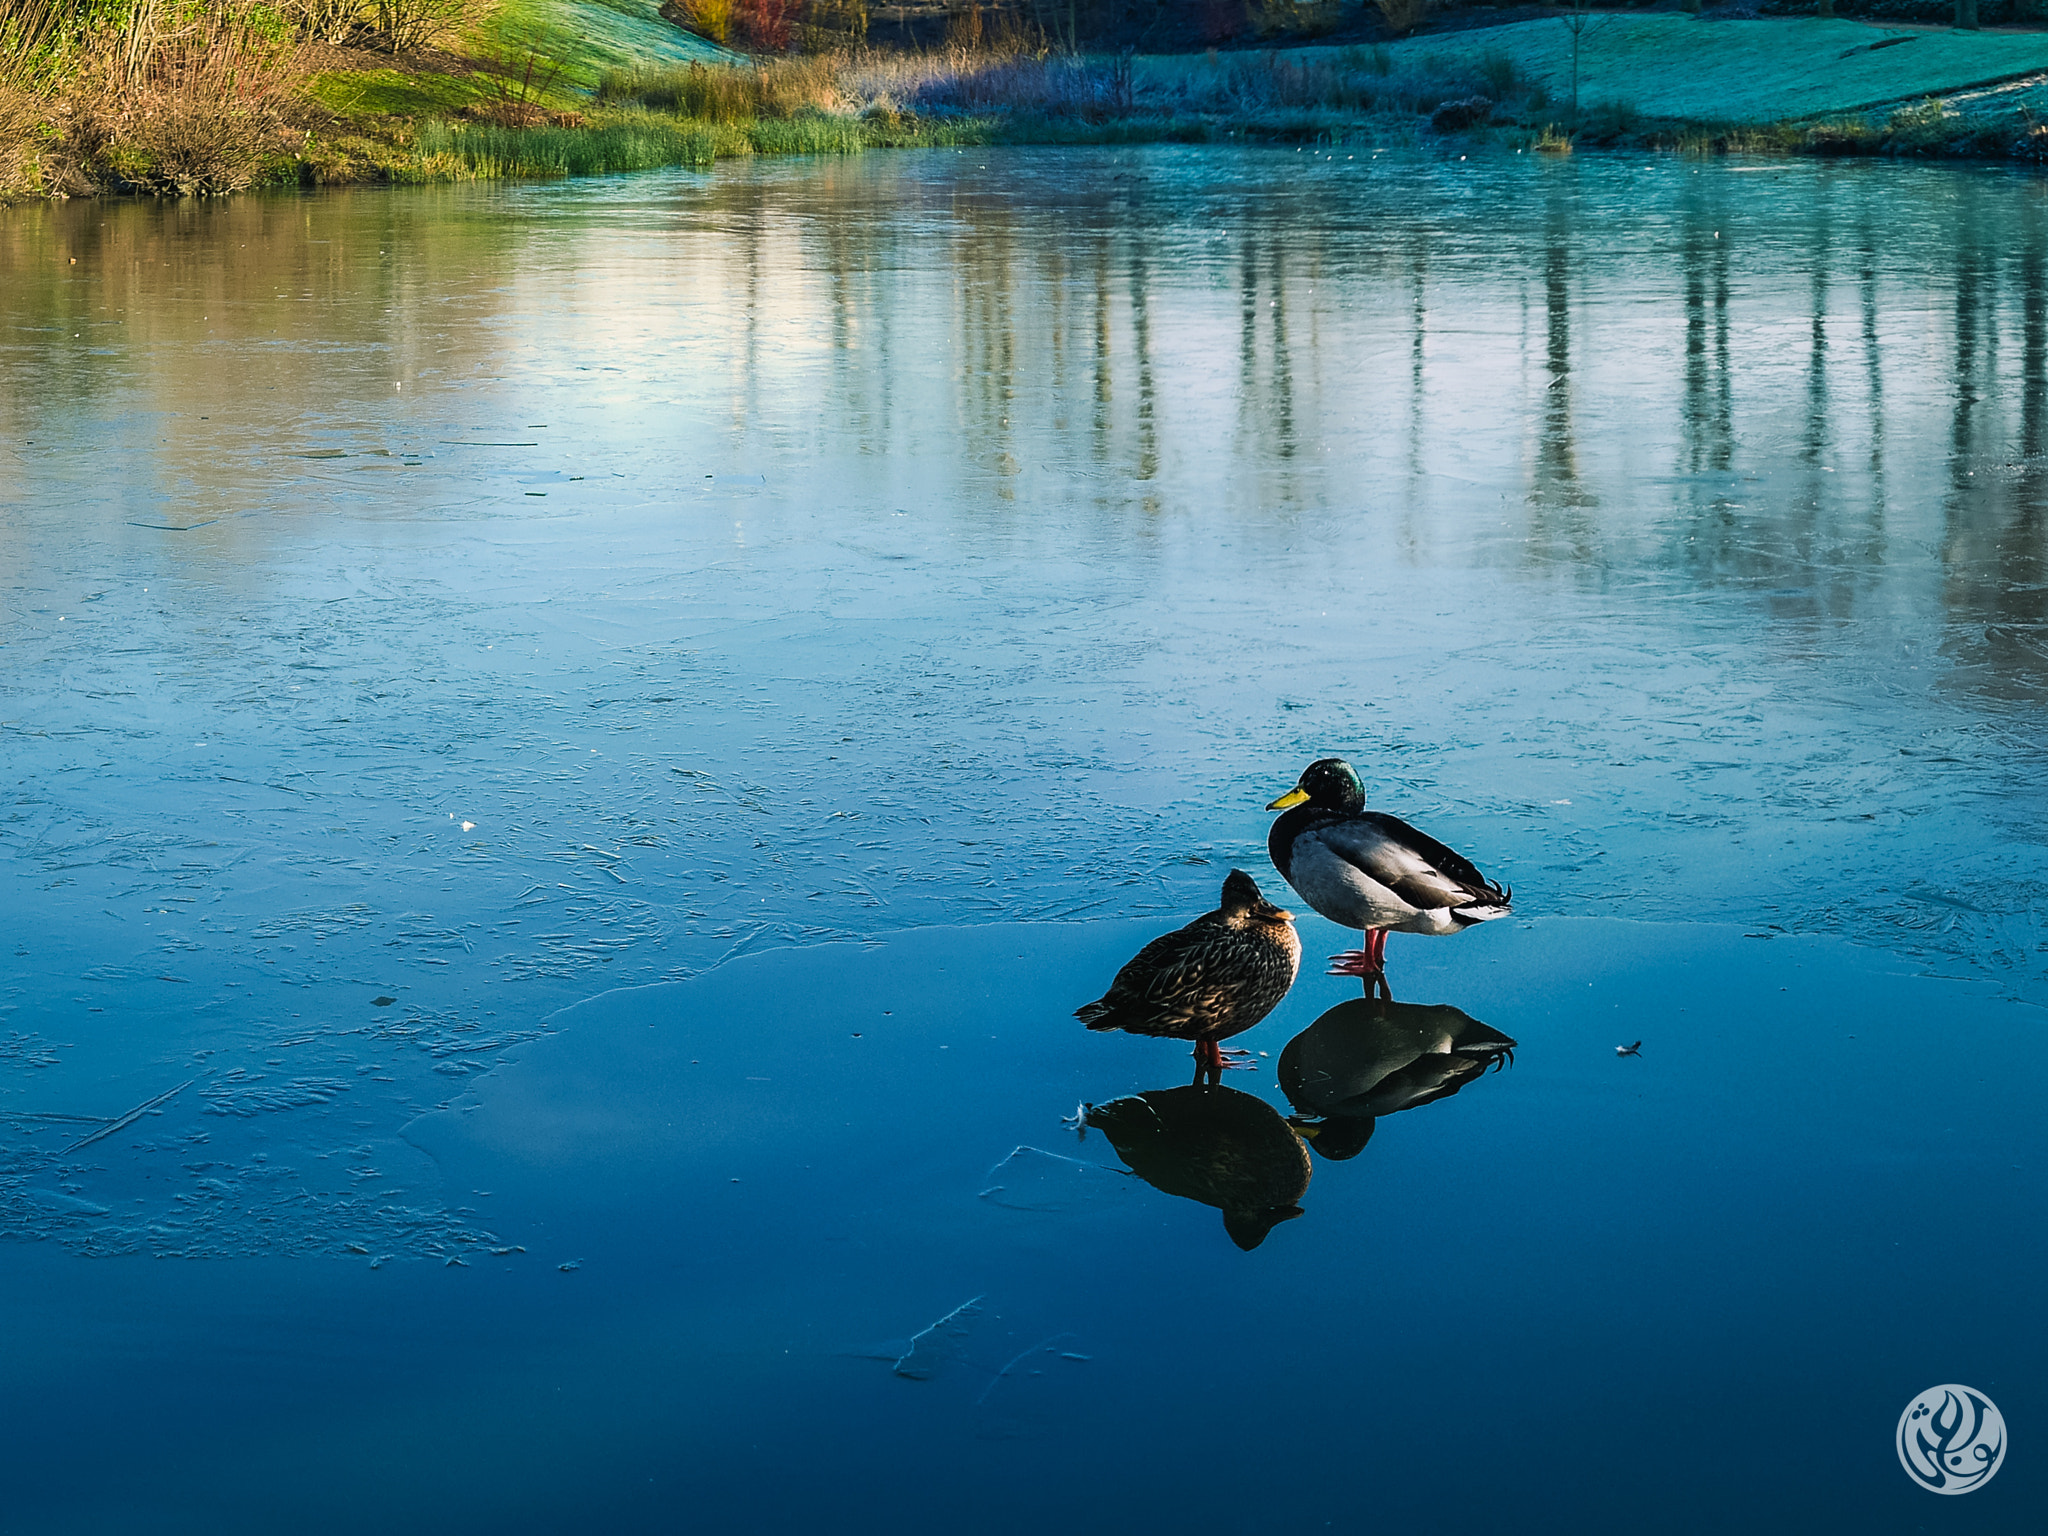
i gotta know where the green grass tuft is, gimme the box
[413,108,996,178]
[417,117,725,175]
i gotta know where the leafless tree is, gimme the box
[1556,0,1612,129]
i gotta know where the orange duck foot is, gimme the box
[1190,1039,1255,1085]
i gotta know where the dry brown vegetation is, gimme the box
[597,54,846,121]
[86,1,312,193]
[1,0,327,197]
[595,42,1533,135]
[599,48,1139,123]
[1249,0,1343,37]
[0,0,501,198]
[0,82,45,193]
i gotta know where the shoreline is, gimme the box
[6,8,2048,202]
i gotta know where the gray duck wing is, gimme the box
[1315,813,1507,911]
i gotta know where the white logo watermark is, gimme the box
[1897,1384,2006,1495]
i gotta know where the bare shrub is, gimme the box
[466,51,569,126]
[82,0,308,193]
[1374,0,1430,34]
[366,0,468,53]
[278,0,373,46]
[0,0,331,197]
[1107,48,1131,113]
[1221,54,1364,110]
[655,0,813,52]
[1429,95,1489,131]
[1249,0,1342,37]
[799,0,868,48]
[1477,48,1518,96]
[731,0,799,50]
[119,96,278,192]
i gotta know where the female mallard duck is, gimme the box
[1266,757,1510,997]
[1075,869,1301,1084]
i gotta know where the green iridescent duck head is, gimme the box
[1266,757,1366,815]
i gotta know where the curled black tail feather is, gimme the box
[1449,881,1512,927]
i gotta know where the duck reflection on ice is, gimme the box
[1278,999,1515,1161]
[1082,1086,1311,1251]
[1079,1002,1512,1248]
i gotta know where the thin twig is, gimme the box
[62,1080,193,1154]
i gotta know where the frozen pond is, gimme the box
[2,147,2044,1531]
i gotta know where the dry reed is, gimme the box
[599,46,1517,137]
[0,0,313,198]
[597,57,846,122]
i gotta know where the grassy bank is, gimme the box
[413,103,992,178]
[9,0,2048,201]
[1268,14,2048,155]
[1334,14,2048,123]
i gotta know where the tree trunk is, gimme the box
[1570,33,1580,127]
[1956,0,1980,28]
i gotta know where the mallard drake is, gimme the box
[1075,869,1301,1084]
[1266,757,1511,997]
[1084,1085,1311,1250]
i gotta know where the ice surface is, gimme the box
[977,1146,1135,1212]
[2,149,2046,1531]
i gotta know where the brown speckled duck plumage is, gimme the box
[1075,869,1301,1079]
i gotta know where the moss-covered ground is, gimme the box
[1319,14,2048,122]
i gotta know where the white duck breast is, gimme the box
[1285,833,1448,932]
[1283,815,1506,934]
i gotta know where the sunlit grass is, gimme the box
[414,106,994,179]
[417,117,724,174]
[596,57,844,121]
